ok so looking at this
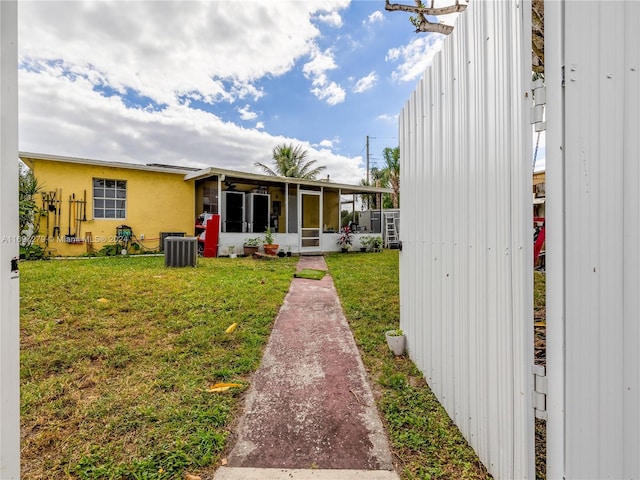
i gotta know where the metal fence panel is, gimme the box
[546,1,640,478]
[398,1,533,478]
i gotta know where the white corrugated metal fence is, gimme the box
[546,1,640,478]
[398,1,534,478]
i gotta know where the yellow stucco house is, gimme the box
[21,152,392,257]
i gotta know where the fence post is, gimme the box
[0,1,21,478]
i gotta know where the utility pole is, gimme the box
[366,135,370,184]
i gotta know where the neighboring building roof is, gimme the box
[19,152,393,195]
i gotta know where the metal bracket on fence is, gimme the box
[532,364,548,420]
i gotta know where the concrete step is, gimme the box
[213,466,400,480]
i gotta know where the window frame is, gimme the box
[93,178,127,219]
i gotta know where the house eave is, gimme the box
[20,152,393,195]
[185,167,393,195]
[19,152,196,176]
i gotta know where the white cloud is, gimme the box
[19,62,360,182]
[386,35,445,82]
[353,72,377,93]
[316,11,343,27]
[16,0,376,186]
[311,81,346,106]
[303,46,345,105]
[18,1,334,108]
[378,113,398,122]
[368,11,384,23]
[238,104,258,121]
[303,47,338,78]
[316,138,340,150]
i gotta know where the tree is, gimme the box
[360,166,384,210]
[19,164,44,257]
[532,0,544,75]
[381,146,400,209]
[360,147,401,210]
[384,0,468,35]
[255,143,326,180]
[386,0,545,74]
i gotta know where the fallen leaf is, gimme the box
[208,382,243,392]
[208,386,232,392]
[221,458,228,466]
[185,474,201,480]
[97,298,109,303]
[225,322,238,333]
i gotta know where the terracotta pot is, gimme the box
[244,245,259,256]
[263,244,279,256]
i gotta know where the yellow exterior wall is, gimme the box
[28,159,195,256]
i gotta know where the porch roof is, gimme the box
[184,166,393,195]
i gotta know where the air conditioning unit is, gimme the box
[159,232,186,252]
[164,237,197,267]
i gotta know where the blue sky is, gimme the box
[18,1,542,186]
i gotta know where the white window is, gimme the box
[93,178,126,219]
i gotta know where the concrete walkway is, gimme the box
[213,256,399,480]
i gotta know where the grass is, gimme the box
[326,251,491,479]
[293,268,326,280]
[20,255,297,479]
[533,270,546,480]
[21,251,497,479]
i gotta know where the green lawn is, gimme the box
[20,255,297,479]
[20,252,492,479]
[326,251,491,479]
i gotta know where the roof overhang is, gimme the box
[185,167,393,195]
[19,152,196,176]
[19,152,393,195]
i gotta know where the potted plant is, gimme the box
[286,245,292,257]
[336,226,354,253]
[385,328,405,356]
[371,236,383,252]
[359,235,372,252]
[263,227,279,256]
[243,237,260,256]
[227,245,237,258]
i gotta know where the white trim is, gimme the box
[298,190,322,253]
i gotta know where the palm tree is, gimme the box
[255,143,326,180]
[381,146,400,209]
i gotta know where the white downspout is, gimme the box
[0,2,21,478]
